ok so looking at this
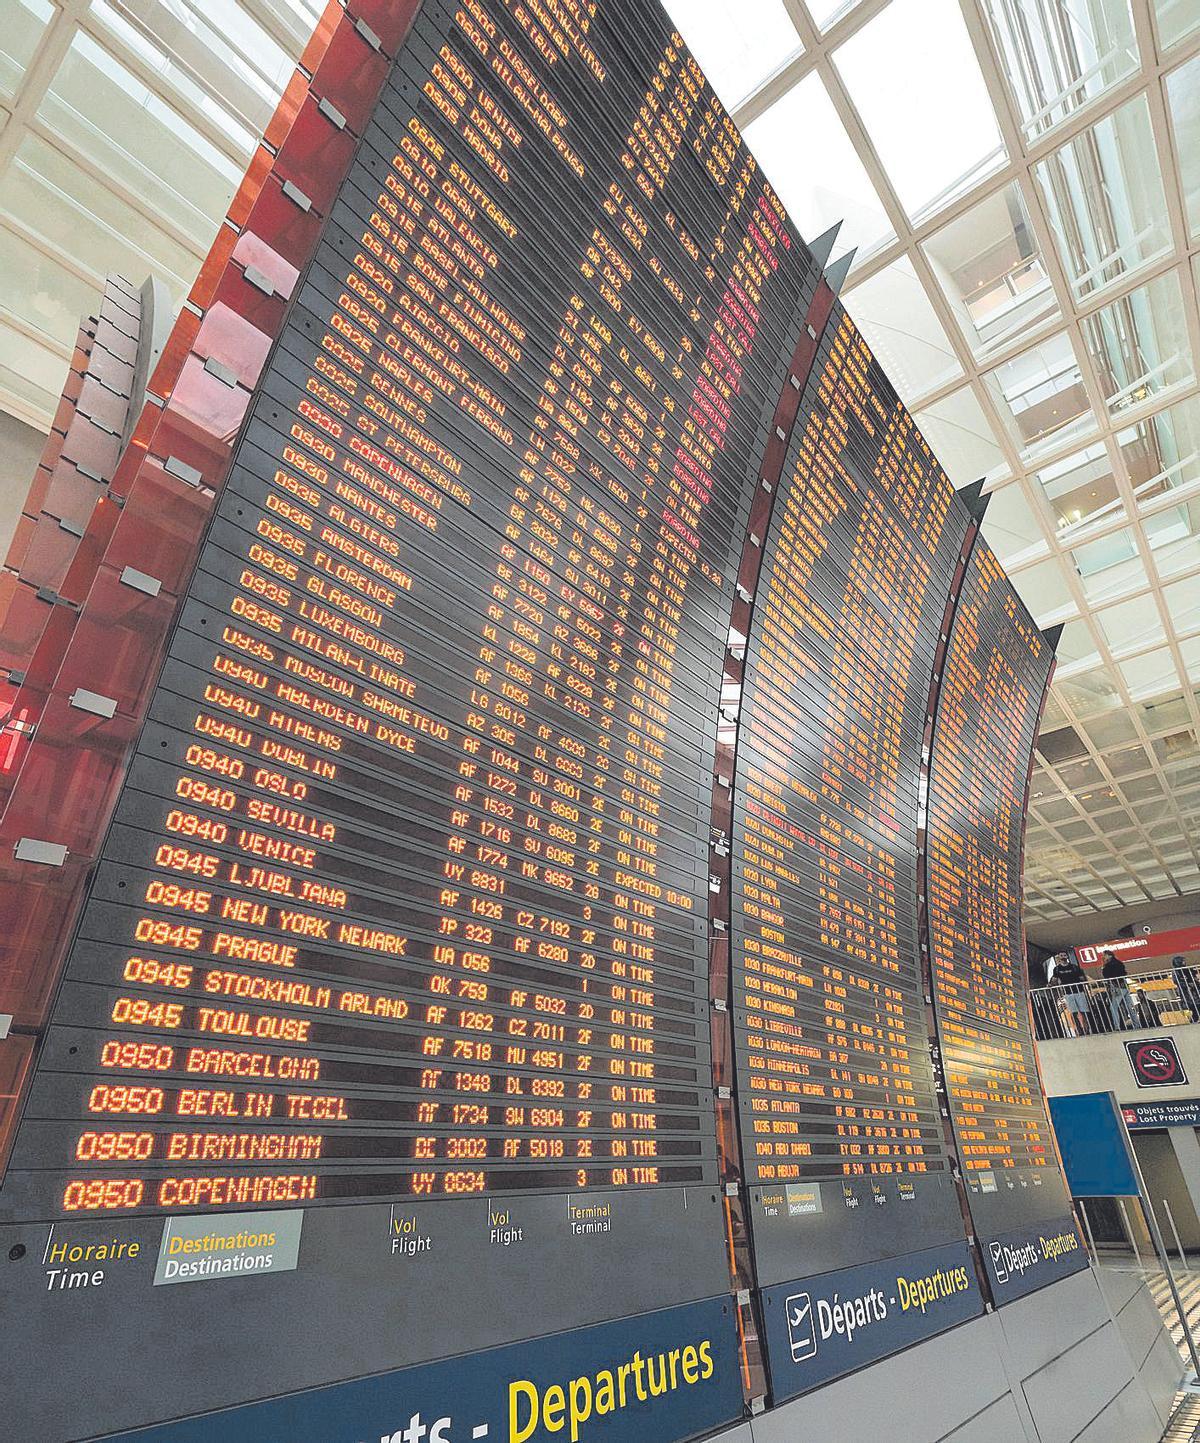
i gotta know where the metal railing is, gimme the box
[1032,965,1200,1040]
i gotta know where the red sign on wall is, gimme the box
[1078,925,1200,967]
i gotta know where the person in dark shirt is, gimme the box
[1055,956,1091,1035]
[1101,951,1135,1030]
[1173,953,1200,1022]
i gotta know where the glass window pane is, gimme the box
[1010,555,1075,620]
[811,0,867,29]
[1164,574,1200,634]
[1096,592,1166,653]
[97,0,293,128]
[1059,660,1123,713]
[1156,0,1200,50]
[1041,689,1071,729]
[0,0,52,101]
[922,180,1058,360]
[1032,441,1124,536]
[39,31,242,248]
[1156,722,1200,763]
[1145,497,1200,578]
[1139,690,1190,731]
[1079,269,1195,417]
[981,481,1046,561]
[1033,94,1172,301]
[0,315,72,422]
[1166,55,1200,240]
[912,384,1008,486]
[843,255,962,403]
[663,0,802,111]
[834,0,1006,222]
[744,73,893,261]
[0,134,199,293]
[983,330,1094,457]
[0,229,97,351]
[1070,525,1148,600]
[1106,744,1152,776]
[1116,396,1200,506]
[981,0,1138,140]
[1079,783,1123,811]
[1082,709,1138,747]
[1053,618,1102,669]
[1119,647,1180,700]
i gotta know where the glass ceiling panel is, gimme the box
[843,254,962,403]
[1116,396,1200,509]
[1119,646,1180,701]
[1070,524,1149,601]
[1155,0,1200,51]
[922,180,1058,362]
[1145,496,1200,579]
[1082,709,1138,747]
[0,132,198,290]
[1032,440,1123,536]
[743,72,893,261]
[39,30,241,246]
[834,0,1006,223]
[983,329,1095,458]
[980,481,1045,561]
[1009,555,1075,620]
[912,384,1008,486]
[1139,691,1192,732]
[1033,93,1172,303]
[1166,54,1200,242]
[1106,744,1153,777]
[1053,618,1101,668]
[91,0,285,138]
[0,312,69,419]
[981,0,1139,141]
[662,0,802,112]
[1041,689,1071,730]
[0,0,52,101]
[0,225,96,352]
[1080,269,1195,419]
[1164,574,1200,635]
[811,0,867,30]
[1096,592,1166,654]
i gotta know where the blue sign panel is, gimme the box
[760,1241,983,1402]
[96,1297,742,1443]
[1048,1091,1140,1197]
[978,1215,1088,1303]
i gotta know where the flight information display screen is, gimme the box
[926,541,1070,1242]
[730,308,971,1284]
[0,0,819,1224]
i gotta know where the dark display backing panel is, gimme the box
[730,307,973,1294]
[0,1,820,1437]
[926,539,1083,1302]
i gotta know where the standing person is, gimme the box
[1173,954,1200,1022]
[1055,955,1091,1036]
[1101,951,1135,1031]
[1036,955,1066,1038]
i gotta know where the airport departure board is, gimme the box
[731,308,970,1285]
[0,2,820,1437]
[0,0,1077,1435]
[927,541,1079,1293]
[1,0,817,1224]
